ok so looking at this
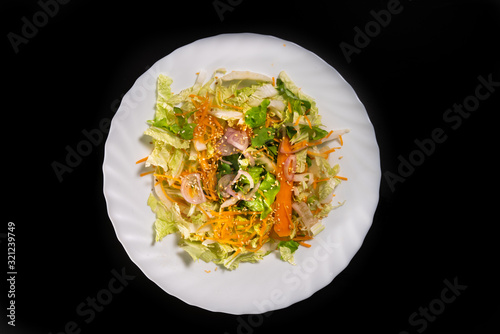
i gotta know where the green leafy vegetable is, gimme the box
[278,240,300,264]
[251,127,276,148]
[245,99,270,128]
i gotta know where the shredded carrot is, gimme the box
[140,170,154,177]
[293,115,302,126]
[314,178,331,183]
[303,115,313,129]
[211,210,262,216]
[232,248,242,258]
[321,147,337,155]
[288,130,338,153]
[136,157,148,164]
[222,102,243,110]
[272,77,276,86]
[198,206,210,219]
[335,175,348,181]
[154,173,181,183]
[200,208,270,249]
[307,150,328,159]
[325,130,334,139]
[299,242,312,248]
[159,181,184,204]
[339,135,344,146]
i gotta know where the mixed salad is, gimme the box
[138,69,349,270]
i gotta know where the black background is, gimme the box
[2,0,499,333]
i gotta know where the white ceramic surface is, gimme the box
[103,33,380,314]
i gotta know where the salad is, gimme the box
[138,68,349,270]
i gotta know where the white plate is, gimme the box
[103,33,380,314]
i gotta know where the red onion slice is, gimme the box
[292,201,317,229]
[220,196,239,209]
[225,127,249,151]
[180,173,206,204]
[220,170,259,203]
[230,170,254,190]
[242,150,255,166]
[217,173,235,198]
[239,181,261,201]
[217,127,249,155]
[283,154,296,181]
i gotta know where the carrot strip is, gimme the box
[303,115,313,129]
[136,157,148,164]
[140,170,154,177]
[335,175,348,181]
[159,181,184,204]
[321,147,337,155]
[273,135,293,238]
[293,115,302,126]
[222,102,243,110]
[307,150,328,158]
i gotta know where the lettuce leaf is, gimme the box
[180,240,218,263]
[222,249,266,270]
[157,74,174,104]
[278,240,300,265]
[251,127,276,148]
[242,171,279,218]
[147,194,178,242]
[144,126,191,149]
[245,99,270,128]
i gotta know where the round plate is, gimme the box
[103,33,380,314]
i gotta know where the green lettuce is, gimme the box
[144,126,191,149]
[180,240,218,263]
[245,99,270,128]
[278,240,300,265]
[221,249,266,271]
[251,127,276,148]
[147,194,178,242]
[242,171,280,218]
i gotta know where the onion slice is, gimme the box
[220,170,259,203]
[217,173,235,198]
[216,127,249,156]
[283,154,296,181]
[180,173,206,204]
[220,196,239,209]
[225,127,249,151]
[230,170,254,190]
[292,201,317,229]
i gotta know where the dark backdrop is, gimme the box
[2,0,499,333]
